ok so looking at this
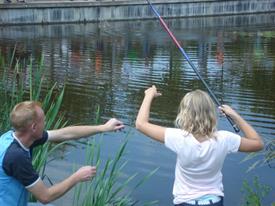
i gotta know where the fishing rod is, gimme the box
[146,0,240,133]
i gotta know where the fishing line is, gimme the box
[146,0,239,132]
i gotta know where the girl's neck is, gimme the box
[193,134,209,143]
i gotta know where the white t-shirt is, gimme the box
[164,128,241,204]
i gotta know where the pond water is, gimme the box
[0,13,275,205]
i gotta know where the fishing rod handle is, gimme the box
[226,115,240,133]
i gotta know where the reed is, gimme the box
[241,138,275,172]
[0,51,67,202]
[0,47,24,131]
[241,176,271,206]
[0,51,158,205]
[22,55,68,177]
[71,106,158,205]
[73,131,158,206]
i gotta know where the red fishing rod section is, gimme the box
[146,0,239,132]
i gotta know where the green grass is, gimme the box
[241,139,275,172]
[241,176,272,206]
[0,50,67,201]
[73,132,158,206]
[0,50,158,205]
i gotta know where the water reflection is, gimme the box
[0,13,275,205]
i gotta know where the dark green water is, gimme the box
[0,13,274,205]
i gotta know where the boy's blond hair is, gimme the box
[10,101,42,131]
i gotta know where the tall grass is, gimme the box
[241,139,275,172]
[265,140,275,170]
[0,50,67,201]
[25,57,69,196]
[0,47,24,131]
[241,176,272,206]
[0,50,158,205]
[73,132,158,206]
[72,108,158,206]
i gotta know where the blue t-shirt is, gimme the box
[0,130,48,206]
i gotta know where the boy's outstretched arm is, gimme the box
[48,118,124,142]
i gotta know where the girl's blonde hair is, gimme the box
[175,90,217,138]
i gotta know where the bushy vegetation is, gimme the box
[0,50,157,205]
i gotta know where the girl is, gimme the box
[135,85,263,206]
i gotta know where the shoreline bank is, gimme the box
[1,0,275,25]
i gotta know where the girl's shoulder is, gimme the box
[214,130,241,145]
[215,130,239,138]
[166,127,191,137]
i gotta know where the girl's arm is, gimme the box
[135,85,166,143]
[219,105,264,152]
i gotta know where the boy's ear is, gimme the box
[31,122,37,131]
